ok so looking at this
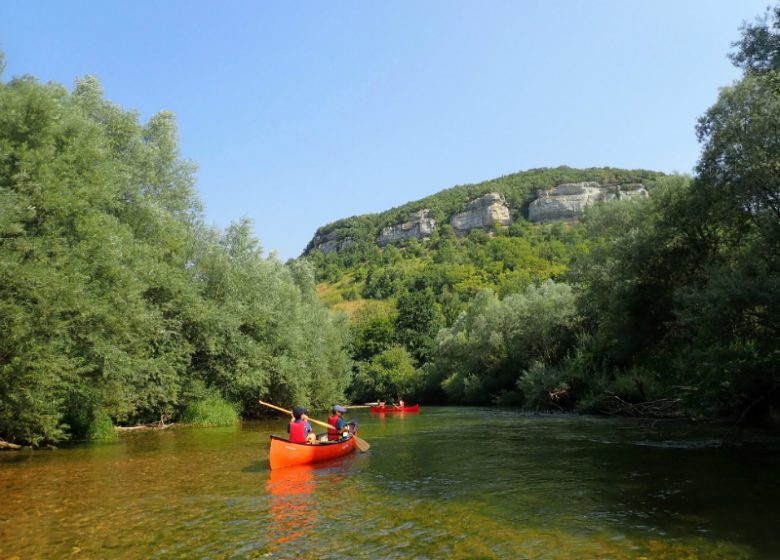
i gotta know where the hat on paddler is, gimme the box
[332,404,346,413]
[292,406,307,419]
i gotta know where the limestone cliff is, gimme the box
[303,167,661,256]
[449,192,512,236]
[376,209,436,247]
[527,182,648,223]
[308,230,354,255]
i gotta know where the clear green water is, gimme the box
[1,407,778,559]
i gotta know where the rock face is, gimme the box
[309,230,353,255]
[527,182,648,223]
[376,209,436,247]
[616,183,650,201]
[306,183,650,254]
[449,192,511,236]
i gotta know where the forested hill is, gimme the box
[304,166,665,259]
[303,166,693,409]
[304,1,780,426]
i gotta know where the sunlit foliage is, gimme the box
[0,69,351,445]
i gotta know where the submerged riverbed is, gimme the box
[1,407,778,559]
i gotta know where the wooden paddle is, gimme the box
[259,400,370,452]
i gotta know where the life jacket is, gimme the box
[327,415,340,441]
[289,419,307,443]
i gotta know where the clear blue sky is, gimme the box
[1,1,770,259]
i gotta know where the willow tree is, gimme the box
[0,66,351,445]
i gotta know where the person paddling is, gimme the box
[327,405,352,441]
[288,406,316,444]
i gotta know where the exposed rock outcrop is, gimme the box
[449,192,511,236]
[305,182,651,255]
[616,183,650,201]
[309,230,354,255]
[527,182,648,223]
[376,209,436,247]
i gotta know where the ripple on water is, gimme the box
[0,410,776,559]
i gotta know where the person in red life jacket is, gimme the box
[288,406,316,444]
[327,405,352,441]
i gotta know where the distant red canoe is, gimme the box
[370,404,420,413]
[268,435,356,470]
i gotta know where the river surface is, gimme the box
[1,407,779,559]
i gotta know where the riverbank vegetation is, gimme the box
[179,394,239,427]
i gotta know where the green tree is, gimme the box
[0,68,353,444]
[428,282,577,404]
[349,302,396,362]
[568,4,780,419]
[394,288,444,364]
[350,345,417,402]
[729,5,780,72]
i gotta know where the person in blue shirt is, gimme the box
[326,405,352,441]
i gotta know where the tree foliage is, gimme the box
[427,282,577,404]
[349,345,417,403]
[0,70,351,445]
[566,7,780,420]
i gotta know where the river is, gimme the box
[1,407,778,559]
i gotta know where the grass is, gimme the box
[179,395,239,427]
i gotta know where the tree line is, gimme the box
[0,61,351,445]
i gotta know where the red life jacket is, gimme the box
[289,419,307,443]
[327,415,340,441]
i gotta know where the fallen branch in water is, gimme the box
[114,423,174,433]
[0,439,22,450]
[600,395,686,418]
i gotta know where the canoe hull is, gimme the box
[370,404,420,413]
[269,434,356,470]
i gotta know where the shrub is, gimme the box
[516,361,574,410]
[179,395,239,426]
[65,406,116,440]
[87,409,117,439]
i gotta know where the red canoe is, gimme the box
[370,404,420,413]
[268,434,356,470]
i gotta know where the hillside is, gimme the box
[303,166,666,259]
[302,164,695,408]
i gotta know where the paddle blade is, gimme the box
[354,435,370,452]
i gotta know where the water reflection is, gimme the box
[266,465,316,546]
[370,410,418,422]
